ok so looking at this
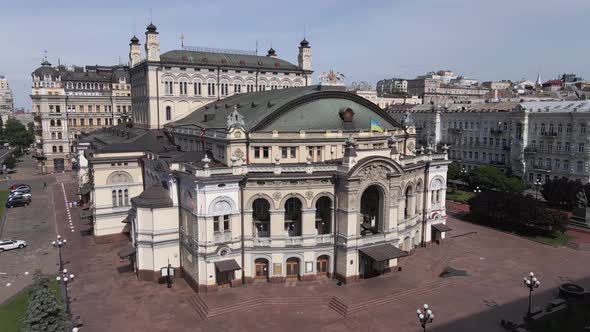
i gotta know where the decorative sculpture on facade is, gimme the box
[576,190,588,208]
[318,69,345,86]
[226,106,245,130]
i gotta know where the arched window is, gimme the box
[164,78,174,95]
[193,79,202,95]
[581,123,586,134]
[165,106,172,121]
[118,189,123,206]
[58,146,63,152]
[220,80,229,96]
[253,198,270,237]
[52,146,57,153]
[549,123,554,133]
[282,82,290,89]
[58,133,62,139]
[112,190,117,206]
[233,80,242,94]
[540,123,546,133]
[124,189,129,206]
[50,119,55,126]
[270,82,279,90]
[404,186,414,219]
[284,198,302,237]
[558,123,563,133]
[315,196,332,235]
[245,81,255,93]
[56,119,61,126]
[51,133,56,139]
[567,124,572,133]
[207,79,216,96]
[179,79,188,95]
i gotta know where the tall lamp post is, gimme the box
[473,186,481,194]
[533,180,542,200]
[52,235,67,271]
[56,269,75,313]
[523,272,541,318]
[416,303,435,332]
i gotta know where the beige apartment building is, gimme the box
[31,58,132,172]
[389,100,590,185]
[128,23,313,130]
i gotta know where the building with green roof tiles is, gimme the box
[128,22,313,130]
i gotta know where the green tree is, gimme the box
[541,177,582,210]
[468,166,524,192]
[447,162,461,180]
[3,119,33,154]
[22,273,68,332]
[2,154,16,169]
[468,190,567,235]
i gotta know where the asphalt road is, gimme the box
[0,155,59,303]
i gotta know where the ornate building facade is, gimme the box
[128,23,313,130]
[31,59,132,172]
[389,100,590,184]
[78,85,450,291]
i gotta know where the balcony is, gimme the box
[358,232,386,246]
[448,128,463,134]
[285,236,303,246]
[524,147,538,154]
[531,166,552,173]
[490,129,504,135]
[541,132,558,138]
[316,234,334,245]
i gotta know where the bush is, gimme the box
[2,155,16,169]
[22,273,67,332]
[468,190,567,236]
[447,162,461,180]
[541,178,584,210]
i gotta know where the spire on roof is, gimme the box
[536,72,542,86]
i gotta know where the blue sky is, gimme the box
[2,0,589,108]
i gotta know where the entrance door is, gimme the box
[216,271,233,286]
[286,258,299,279]
[316,256,329,276]
[54,158,65,172]
[254,258,269,280]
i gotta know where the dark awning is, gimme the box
[80,210,92,219]
[117,246,136,259]
[214,259,241,273]
[77,184,91,195]
[359,244,408,262]
[432,223,452,232]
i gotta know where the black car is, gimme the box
[6,196,31,208]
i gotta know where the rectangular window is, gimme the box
[89,118,94,126]
[223,215,229,231]
[97,118,101,126]
[281,147,288,159]
[254,147,261,159]
[579,143,585,153]
[213,216,220,232]
[124,189,129,206]
[263,147,269,159]
[564,160,570,170]
[555,159,560,169]
[577,161,584,172]
[80,119,85,126]
[565,142,571,152]
[290,147,297,158]
[112,190,117,207]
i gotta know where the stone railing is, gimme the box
[317,234,334,244]
[213,231,232,243]
[285,236,303,246]
[357,232,386,246]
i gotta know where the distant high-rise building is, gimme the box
[0,75,14,127]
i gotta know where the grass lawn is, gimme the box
[446,189,475,203]
[0,189,8,217]
[0,279,61,332]
[524,231,574,247]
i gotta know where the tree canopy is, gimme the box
[467,165,524,192]
[468,190,567,236]
[2,119,34,152]
[447,162,461,180]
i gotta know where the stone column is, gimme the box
[270,209,285,247]
[301,208,317,246]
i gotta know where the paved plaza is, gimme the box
[46,180,590,332]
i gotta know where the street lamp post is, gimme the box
[523,272,541,318]
[52,235,67,271]
[417,303,435,332]
[56,269,75,313]
[473,186,481,194]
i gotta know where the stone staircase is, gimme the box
[186,294,331,319]
[188,279,454,320]
[329,279,453,317]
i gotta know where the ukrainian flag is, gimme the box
[370,119,384,132]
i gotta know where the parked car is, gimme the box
[6,196,31,208]
[10,184,30,191]
[8,192,32,200]
[0,239,27,252]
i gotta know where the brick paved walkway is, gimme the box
[54,183,590,332]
